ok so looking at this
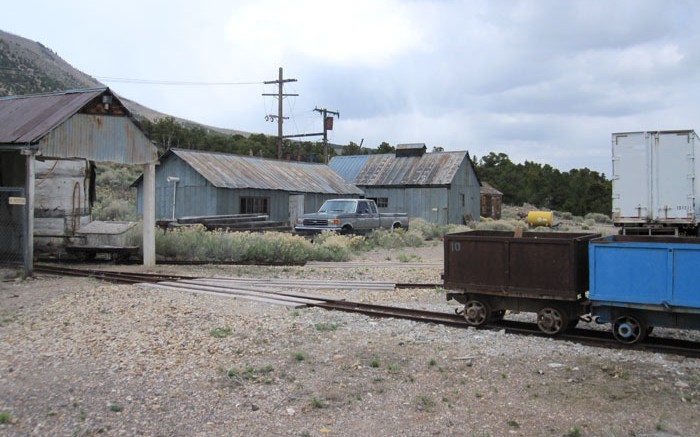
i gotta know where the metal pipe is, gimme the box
[167,176,180,221]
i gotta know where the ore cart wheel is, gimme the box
[612,315,647,344]
[463,299,491,326]
[536,306,568,335]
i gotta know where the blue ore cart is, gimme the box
[590,235,700,344]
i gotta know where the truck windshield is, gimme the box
[319,200,355,213]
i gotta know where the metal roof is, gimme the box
[329,151,468,186]
[480,181,503,195]
[0,88,111,144]
[0,88,157,164]
[170,148,363,195]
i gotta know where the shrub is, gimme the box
[0,411,12,424]
[584,212,612,224]
[408,218,467,240]
[311,233,353,262]
[210,327,232,338]
[474,220,517,231]
[556,211,574,220]
[92,197,138,221]
[155,227,367,263]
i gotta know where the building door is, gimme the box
[0,187,27,268]
[289,194,304,226]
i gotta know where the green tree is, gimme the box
[343,141,364,155]
[475,152,611,216]
[374,142,395,154]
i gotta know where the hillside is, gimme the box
[0,29,250,137]
[0,29,102,95]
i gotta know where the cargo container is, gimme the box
[612,130,700,235]
[589,235,700,343]
[444,230,600,335]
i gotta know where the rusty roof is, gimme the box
[0,88,157,164]
[169,148,363,194]
[329,151,469,186]
[0,88,115,144]
[480,181,503,195]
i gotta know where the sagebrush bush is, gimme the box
[400,218,467,240]
[92,197,138,221]
[95,163,140,188]
[584,212,612,224]
[311,232,353,261]
[556,211,574,220]
[155,227,359,263]
[474,220,519,231]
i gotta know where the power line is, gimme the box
[95,76,262,86]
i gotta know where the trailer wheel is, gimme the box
[463,300,491,326]
[612,315,647,344]
[536,307,568,335]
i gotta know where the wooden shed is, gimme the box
[0,88,158,274]
[480,181,503,219]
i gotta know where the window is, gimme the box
[460,194,465,207]
[370,197,388,208]
[240,197,269,214]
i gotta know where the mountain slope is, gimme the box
[0,29,102,95]
[0,29,250,137]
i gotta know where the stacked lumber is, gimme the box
[157,214,291,232]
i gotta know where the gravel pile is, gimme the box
[1,246,699,437]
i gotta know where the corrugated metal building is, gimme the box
[329,144,481,224]
[133,148,363,224]
[0,88,159,273]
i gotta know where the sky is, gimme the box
[2,0,700,174]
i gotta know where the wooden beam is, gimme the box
[142,162,156,266]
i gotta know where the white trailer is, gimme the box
[612,130,700,235]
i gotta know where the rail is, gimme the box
[33,265,700,358]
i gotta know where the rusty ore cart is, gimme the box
[443,230,600,335]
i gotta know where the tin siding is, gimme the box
[301,193,361,217]
[136,154,364,221]
[447,159,480,224]
[215,188,289,222]
[362,186,449,223]
[359,158,479,225]
[137,155,216,219]
[39,114,157,164]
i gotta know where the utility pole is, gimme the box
[263,67,298,159]
[314,107,340,164]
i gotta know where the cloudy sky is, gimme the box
[2,0,699,174]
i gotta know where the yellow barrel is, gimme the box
[527,211,554,227]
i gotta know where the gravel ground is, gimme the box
[1,243,699,437]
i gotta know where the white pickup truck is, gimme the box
[294,199,409,236]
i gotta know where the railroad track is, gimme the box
[34,265,700,358]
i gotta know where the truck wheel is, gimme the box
[536,306,568,335]
[463,299,491,326]
[612,314,647,344]
[340,225,353,235]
